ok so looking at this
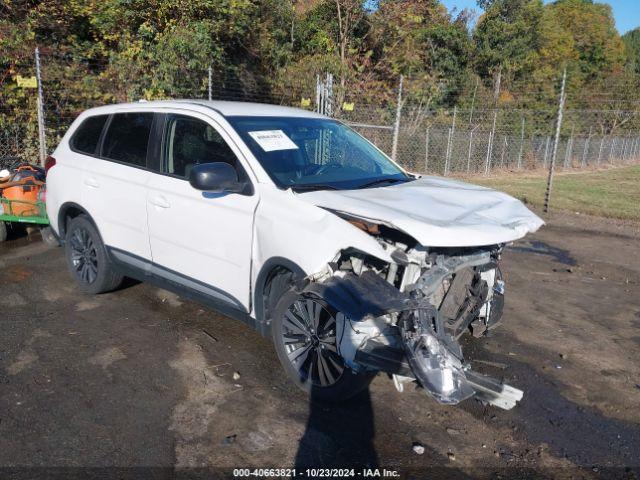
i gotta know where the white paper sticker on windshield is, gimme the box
[248,130,299,152]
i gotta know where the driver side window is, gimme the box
[164,115,240,178]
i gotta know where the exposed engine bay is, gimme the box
[299,214,523,410]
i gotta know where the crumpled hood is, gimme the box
[296,176,544,247]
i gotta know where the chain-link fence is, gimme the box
[349,109,640,176]
[2,50,640,177]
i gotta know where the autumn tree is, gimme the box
[623,28,640,75]
[548,0,626,82]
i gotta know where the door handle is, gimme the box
[150,195,170,209]
[84,177,100,188]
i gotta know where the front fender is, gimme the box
[251,187,393,316]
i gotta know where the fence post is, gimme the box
[445,128,452,176]
[315,74,321,114]
[609,137,616,163]
[618,137,623,161]
[544,67,567,214]
[499,135,507,167]
[451,107,458,165]
[543,136,550,168]
[581,126,592,167]
[517,117,524,169]
[35,47,47,165]
[424,128,430,173]
[564,125,574,168]
[485,110,497,175]
[444,107,456,175]
[208,65,212,100]
[325,73,333,117]
[468,78,478,126]
[391,74,403,162]
[597,135,605,165]
[467,126,476,173]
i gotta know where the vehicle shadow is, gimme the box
[294,388,378,470]
[293,385,476,479]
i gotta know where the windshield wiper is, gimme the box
[358,178,407,189]
[290,184,340,192]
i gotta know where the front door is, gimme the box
[146,113,258,312]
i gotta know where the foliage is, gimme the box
[623,28,640,75]
[0,0,638,143]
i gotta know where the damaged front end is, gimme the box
[298,219,523,410]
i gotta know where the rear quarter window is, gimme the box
[101,112,154,167]
[69,115,109,155]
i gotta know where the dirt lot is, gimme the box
[1,212,639,479]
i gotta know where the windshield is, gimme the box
[227,116,411,191]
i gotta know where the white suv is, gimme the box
[46,100,543,408]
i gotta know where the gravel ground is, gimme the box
[1,212,639,479]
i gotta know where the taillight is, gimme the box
[44,155,56,175]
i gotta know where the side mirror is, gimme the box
[188,162,245,193]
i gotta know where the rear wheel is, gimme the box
[272,291,375,402]
[65,215,123,294]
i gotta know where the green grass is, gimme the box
[473,165,640,221]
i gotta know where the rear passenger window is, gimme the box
[70,115,108,155]
[101,112,153,167]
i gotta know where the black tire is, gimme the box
[65,215,123,294]
[271,289,375,402]
[40,226,60,247]
[265,269,295,322]
[0,221,6,243]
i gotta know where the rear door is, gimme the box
[146,112,258,312]
[81,111,154,261]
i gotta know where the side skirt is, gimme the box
[106,247,259,332]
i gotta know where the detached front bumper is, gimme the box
[303,270,523,410]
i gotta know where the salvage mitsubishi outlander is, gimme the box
[45,100,544,409]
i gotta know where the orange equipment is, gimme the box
[0,165,45,217]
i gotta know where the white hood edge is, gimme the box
[296,176,544,248]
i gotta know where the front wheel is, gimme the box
[65,215,123,294]
[271,291,375,402]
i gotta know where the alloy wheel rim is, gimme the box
[282,298,344,387]
[69,227,98,284]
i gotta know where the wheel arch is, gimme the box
[254,257,306,333]
[57,202,97,243]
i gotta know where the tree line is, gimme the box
[1,0,640,132]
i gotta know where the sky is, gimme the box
[440,0,639,34]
